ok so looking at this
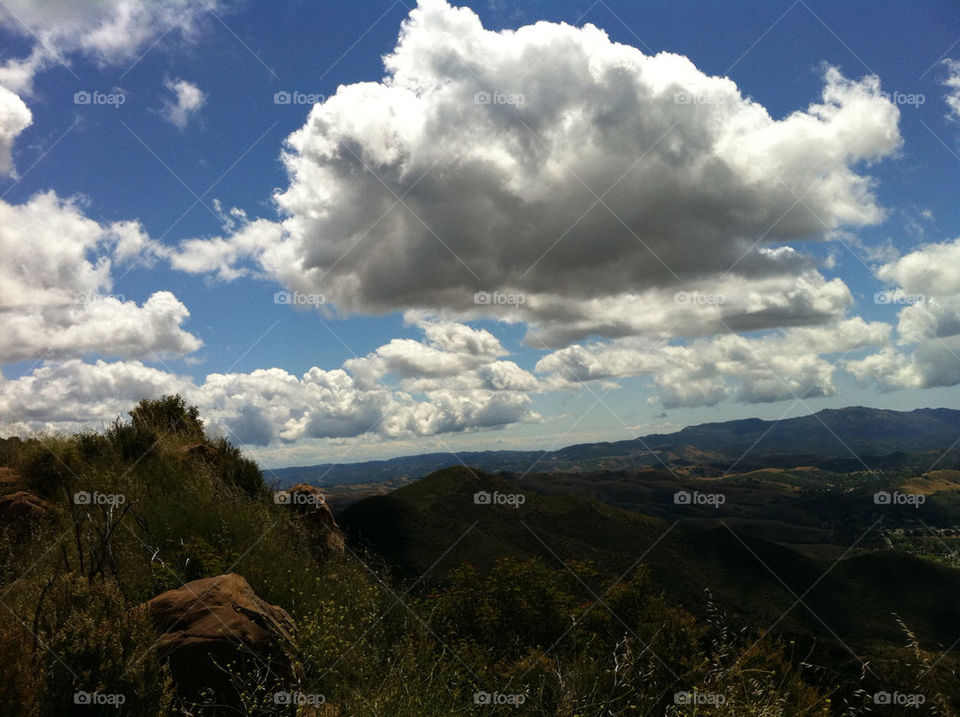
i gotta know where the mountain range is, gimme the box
[269,406,960,487]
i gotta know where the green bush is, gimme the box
[106,419,158,464]
[34,575,171,717]
[16,437,82,497]
[129,395,205,442]
[208,437,268,498]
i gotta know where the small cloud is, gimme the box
[162,78,205,129]
[943,59,960,122]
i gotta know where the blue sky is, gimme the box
[1,0,959,467]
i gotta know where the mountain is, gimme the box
[636,406,960,457]
[269,406,960,487]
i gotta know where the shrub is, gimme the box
[208,437,267,498]
[106,419,158,464]
[129,395,205,442]
[16,438,82,497]
[0,620,41,716]
[34,574,171,716]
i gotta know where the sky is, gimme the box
[1,0,959,469]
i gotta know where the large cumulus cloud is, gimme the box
[172,0,901,347]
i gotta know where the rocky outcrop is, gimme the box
[0,490,53,535]
[141,573,304,711]
[277,483,345,554]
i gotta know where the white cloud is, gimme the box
[0,49,45,95]
[876,237,960,297]
[0,320,539,443]
[843,238,960,390]
[875,238,960,345]
[169,0,900,347]
[0,84,31,176]
[0,359,188,430]
[0,192,200,362]
[537,318,890,408]
[844,339,960,391]
[944,59,960,122]
[169,217,283,281]
[0,0,222,72]
[1,291,201,364]
[162,78,205,129]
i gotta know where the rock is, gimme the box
[278,484,345,554]
[141,573,304,710]
[0,490,53,532]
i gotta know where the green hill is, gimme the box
[341,466,960,680]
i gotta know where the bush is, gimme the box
[34,574,171,716]
[16,438,82,497]
[106,419,158,464]
[208,437,267,498]
[129,395,205,442]
[0,620,41,716]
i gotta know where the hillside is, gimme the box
[339,466,960,644]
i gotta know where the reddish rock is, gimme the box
[0,490,53,529]
[278,484,345,554]
[142,573,301,709]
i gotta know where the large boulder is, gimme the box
[141,573,305,711]
[277,484,345,554]
[0,490,53,537]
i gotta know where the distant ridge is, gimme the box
[268,406,960,487]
